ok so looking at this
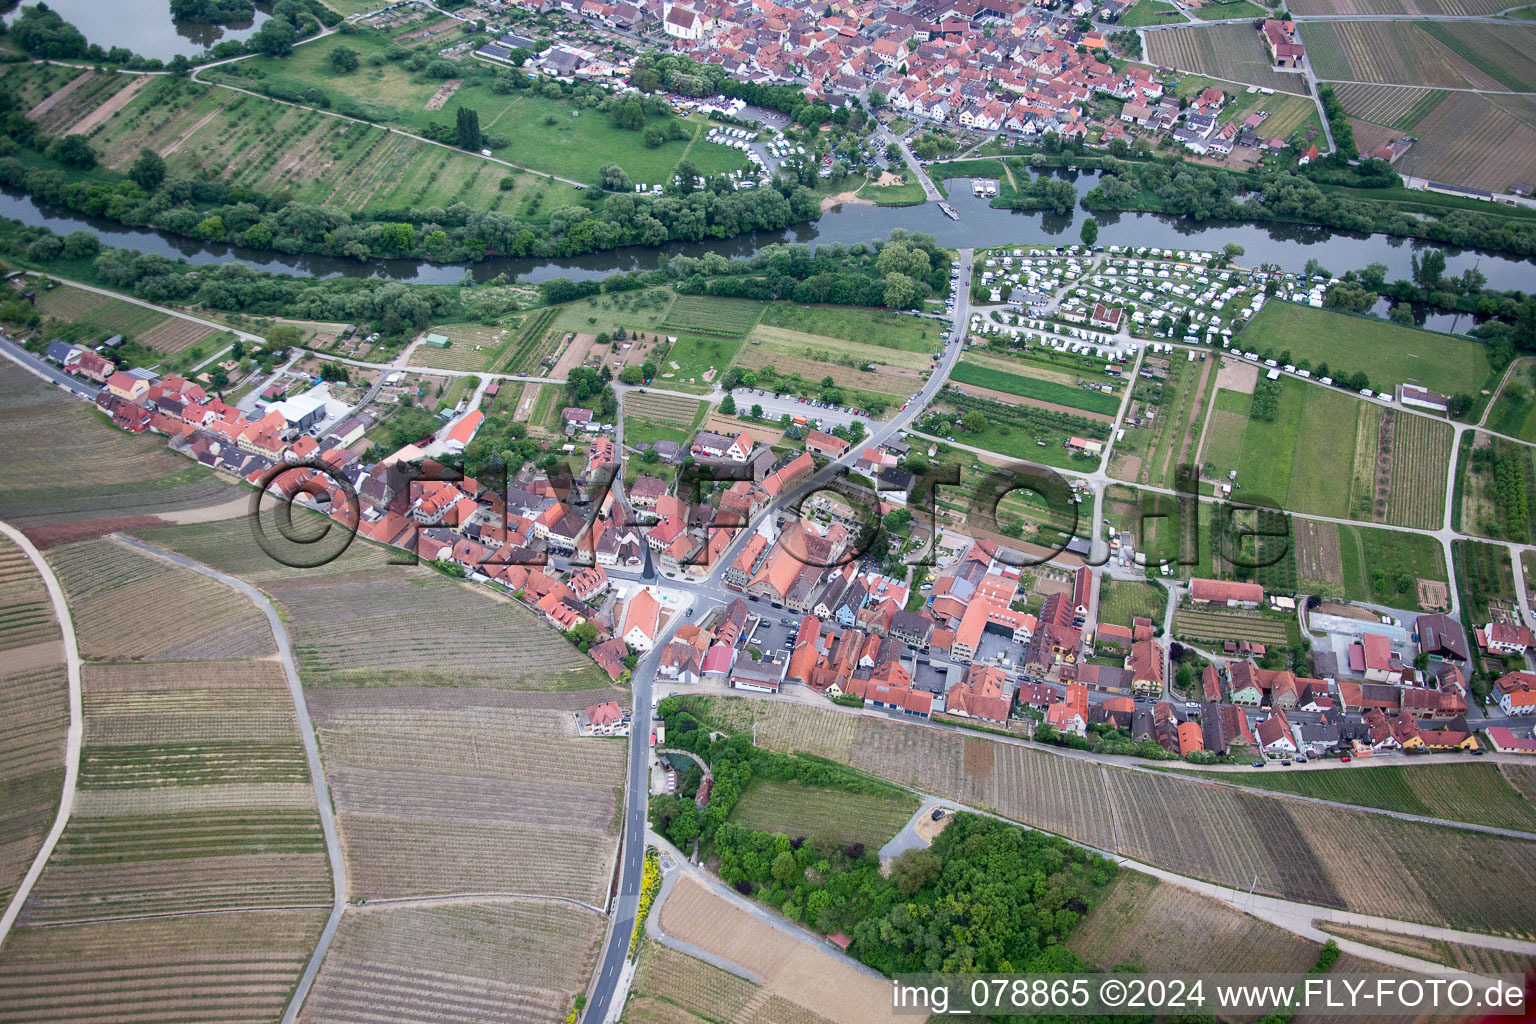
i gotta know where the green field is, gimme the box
[206,31,748,185]
[1486,359,1536,442]
[1238,302,1496,401]
[1097,579,1168,628]
[758,304,942,354]
[660,335,744,386]
[855,178,927,206]
[1453,539,1516,628]
[1190,0,1268,18]
[1118,0,1187,26]
[725,777,919,849]
[660,296,765,338]
[1172,764,1536,831]
[951,360,1122,416]
[1331,522,1449,610]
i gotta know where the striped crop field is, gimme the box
[1331,84,1448,132]
[309,696,624,904]
[0,910,327,1024]
[1387,414,1452,530]
[0,539,66,916]
[1173,607,1294,645]
[623,392,708,428]
[1144,25,1309,93]
[297,901,605,1024]
[46,540,276,662]
[661,296,766,338]
[1289,0,1509,14]
[677,697,1536,935]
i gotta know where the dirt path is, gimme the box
[65,75,149,137]
[951,381,1115,422]
[1166,354,1213,483]
[26,70,92,121]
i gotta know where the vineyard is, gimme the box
[45,540,277,663]
[0,365,240,528]
[1390,91,1536,192]
[623,392,708,429]
[497,307,562,375]
[661,296,766,338]
[138,317,218,355]
[727,778,918,849]
[0,910,327,1024]
[678,697,1536,933]
[950,360,1122,416]
[631,943,761,1024]
[1069,870,1322,974]
[1385,415,1452,531]
[1298,21,1497,88]
[311,698,624,904]
[0,540,66,917]
[1144,25,1309,92]
[297,901,605,1024]
[1288,0,1509,14]
[1175,763,1536,831]
[1332,84,1449,132]
[1173,608,1295,646]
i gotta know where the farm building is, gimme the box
[1396,384,1450,414]
[442,410,485,453]
[423,333,450,348]
[1188,578,1263,608]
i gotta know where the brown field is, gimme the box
[704,413,784,447]
[0,365,242,528]
[308,694,623,904]
[297,900,604,1024]
[1502,764,1536,806]
[0,540,67,916]
[423,78,463,111]
[657,875,896,1024]
[45,539,276,663]
[1296,519,1343,588]
[1069,870,1321,977]
[679,697,1536,935]
[138,316,218,355]
[0,909,327,1024]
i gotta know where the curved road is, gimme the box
[0,521,83,949]
[111,535,347,1024]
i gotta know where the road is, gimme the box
[582,249,975,1024]
[0,521,83,949]
[111,535,349,1024]
[0,334,99,400]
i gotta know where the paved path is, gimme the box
[110,535,347,1024]
[0,522,83,949]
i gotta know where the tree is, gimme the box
[612,96,645,131]
[881,271,920,310]
[599,163,631,192]
[1079,217,1098,247]
[456,107,483,151]
[884,141,900,162]
[1411,249,1447,291]
[1389,303,1415,325]
[1221,242,1245,263]
[252,17,296,57]
[643,125,665,148]
[46,135,96,169]
[329,45,360,73]
[751,403,764,419]
[961,411,988,434]
[128,148,166,192]
[720,394,736,414]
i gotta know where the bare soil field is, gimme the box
[423,78,463,111]
[1214,358,1258,394]
[1296,519,1343,588]
[657,875,895,1024]
[705,414,783,447]
[138,316,217,354]
[1070,871,1321,977]
[550,332,604,380]
[297,900,604,1024]
[0,909,327,1024]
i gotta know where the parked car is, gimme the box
[1250,761,1265,768]
[1340,755,1352,762]
[1281,760,1292,766]
[930,808,946,821]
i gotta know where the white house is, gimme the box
[622,587,662,651]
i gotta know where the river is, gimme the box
[2,168,1527,334]
[3,0,272,61]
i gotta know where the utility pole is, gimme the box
[1243,873,1259,914]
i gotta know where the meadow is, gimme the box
[1485,358,1536,441]
[726,777,918,849]
[951,358,1122,416]
[1096,578,1168,628]
[1237,302,1496,399]
[758,303,942,354]
[408,320,521,372]
[1117,0,1188,26]
[205,30,748,184]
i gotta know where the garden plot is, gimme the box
[0,910,327,1024]
[297,901,604,1024]
[408,322,514,372]
[45,539,275,663]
